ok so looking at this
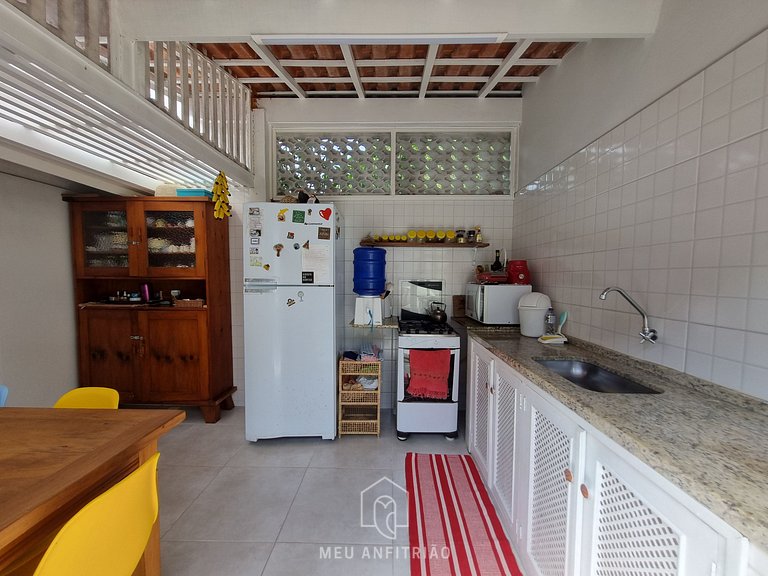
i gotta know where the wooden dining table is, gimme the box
[0,407,185,576]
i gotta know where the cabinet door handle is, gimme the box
[564,468,573,483]
[580,484,590,499]
[129,335,144,340]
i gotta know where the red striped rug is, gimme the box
[405,453,522,576]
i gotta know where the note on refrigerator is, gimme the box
[301,245,330,285]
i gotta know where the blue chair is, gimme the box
[0,385,8,407]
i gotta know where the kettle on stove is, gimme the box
[428,301,448,323]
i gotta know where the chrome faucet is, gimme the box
[599,286,658,344]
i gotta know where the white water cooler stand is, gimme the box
[354,296,383,326]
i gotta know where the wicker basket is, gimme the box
[174,298,205,308]
[338,359,381,436]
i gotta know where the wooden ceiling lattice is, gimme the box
[194,38,578,107]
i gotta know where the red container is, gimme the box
[506,260,531,285]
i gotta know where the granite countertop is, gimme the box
[457,318,768,552]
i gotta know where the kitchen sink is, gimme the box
[534,359,661,394]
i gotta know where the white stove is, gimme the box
[396,317,461,441]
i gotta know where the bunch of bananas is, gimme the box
[212,171,231,219]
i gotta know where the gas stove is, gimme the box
[398,319,456,336]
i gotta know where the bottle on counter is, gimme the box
[490,250,503,272]
[544,307,557,334]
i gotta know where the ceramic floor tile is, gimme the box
[227,436,321,468]
[164,466,305,543]
[309,433,399,470]
[161,541,273,576]
[159,421,248,467]
[158,465,221,536]
[262,543,394,576]
[278,467,397,545]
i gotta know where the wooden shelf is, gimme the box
[359,239,489,248]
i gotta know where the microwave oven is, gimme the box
[465,283,532,324]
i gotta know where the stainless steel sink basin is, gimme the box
[534,359,661,394]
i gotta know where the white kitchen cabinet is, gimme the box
[580,432,745,576]
[489,361,526,539]
[466,336,748,576]
[467,339,494,483]
[517,386,585,576]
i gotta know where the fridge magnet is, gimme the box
[277,208,288,222]
[286,298,296,307]
[319,207,332,220]
[248,207,261,216]
[263,264,270,271]
[318,227,331,240]
[274,243,284,256]
[302,240,310,249]
[249,247,259,254]
[250,238,260,245]
[292,210,305,224]
[297,291,304,302]
[302,271,314,284]
[287,231,295,239]
[249,256,262,267]
[307,208,312,215]
[293,243,300,250]
[249,228,261,237]
[247,214,261,229]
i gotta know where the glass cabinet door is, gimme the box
[80,207,130,273]
[142,207,202,275]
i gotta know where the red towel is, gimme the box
[407,349,450,399]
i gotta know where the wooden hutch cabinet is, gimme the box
[68,196,235,422]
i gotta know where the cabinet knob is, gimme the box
[564,468,573,483]
[580,484,590,499]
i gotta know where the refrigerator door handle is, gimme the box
[244,278,278,294]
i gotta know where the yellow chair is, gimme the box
[54,387,119,409]
[33,452,160,576]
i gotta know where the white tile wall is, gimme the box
[332,196,515,410]
[513,30,768,402]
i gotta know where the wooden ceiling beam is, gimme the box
[340,44,365,99]
[419,44,438,99]
[246,38,306,98]
[478,38,532,98]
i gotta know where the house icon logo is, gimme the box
[360,477,408,539]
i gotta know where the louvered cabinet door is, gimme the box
[468,340,494,483]
[580,435,742,576]
[521,389,585,576]
[490,361,523,538]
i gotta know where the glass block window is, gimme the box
[396,132,511,195]
[276,133,391,195]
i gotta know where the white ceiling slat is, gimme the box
[340,44,365,99]
[0,63,199,167]
[246,38,307,98]
[21,59,226,173]
[0,2,253,190]
[241,77,285,84]
[214,59,264,67]
[419,45,439,99]
[478,38,532,98]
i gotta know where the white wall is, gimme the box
[0,173,77,406]
[258,98,521,409]
[512,29,768,402]
[520,0,768,185]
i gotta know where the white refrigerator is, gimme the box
[243,202,338,441]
